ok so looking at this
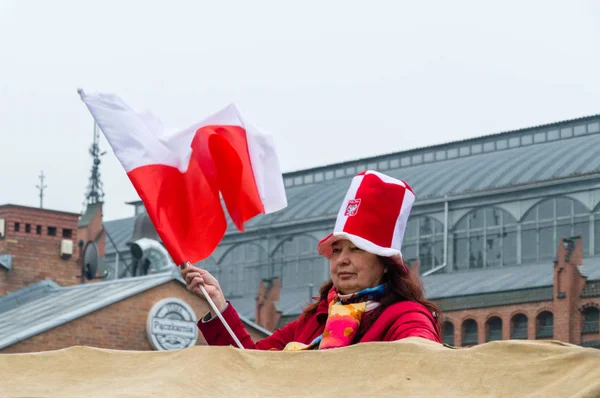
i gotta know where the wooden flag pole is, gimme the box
[182,262,245,349]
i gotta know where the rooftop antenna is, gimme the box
[84,121,106,206]
[36,170,47,208]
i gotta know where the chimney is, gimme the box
[255,277,282,332]
[553,236,587,344]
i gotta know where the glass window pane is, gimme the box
[509,137,520,148]
[401,157,411,167]
[412,155,423,164]
[469,235,484,269]
[355,164,367,173]
[346,166,356,175]
[574,221,590,256]
[294,176,303,185]
[433,238,444,267]
[419,242,434,270]
[469,209,485,229]
[284,178,293,187]
[436,151,447,161]
[420,217,433,235]
[315,172,324,182]
[521,135,533,145]
[448,148,458,159]
[486,208,502,227]
[534,132,546,143]
[460,146,470,156]
[547,130,559,141]
[455,216,469,231]
[472,144,482,154]
[538,200,554,220]
[453,233,468,271]
[503,229,517,265]
[496,139,507,150]
[424,153,434,162]
[574,200,588,215]
[486,228,502,267]
[595,218,600,255]
[555,198,572,218]
[403,244,417,262]
[483,142,495,152]
[561,127,573,138]
[378,160,389,170]
[304,174,314,184]
[521,227,537,263]
[325,170,334,180]
[539,225,554,261]
[556,224,572,247]
[588,122,600,134]
[405,219,418,239]
[574,125,586,136]
[368,162,377,170]
[390,159,400,168]
[523,207,537,223]
[333,169,343,177]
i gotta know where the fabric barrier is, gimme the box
[1,338,599,397]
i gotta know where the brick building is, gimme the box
[0,204,269,353]
[0,204,81,295]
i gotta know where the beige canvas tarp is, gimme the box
[1,338,599,397]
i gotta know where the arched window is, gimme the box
[462,319,478,346]
[218,243,268,298]
[272,235,328,290]
[403,216,445,274]
[536,311,553,339]
[521,197,590,263]
[582,306,599,334]
[453,207,517,271]
[511,314,528,339]
[486,317,503,342]
[442,321,455,346]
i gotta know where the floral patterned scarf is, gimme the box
[283,284,386,351]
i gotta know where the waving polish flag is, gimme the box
[78,89,287,265]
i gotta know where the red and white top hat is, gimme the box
[317,170,415,269]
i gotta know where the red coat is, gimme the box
[197,299,441,350]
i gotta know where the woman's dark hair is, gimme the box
[301,256,441,328]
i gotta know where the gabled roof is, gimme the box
[0,270,271,350]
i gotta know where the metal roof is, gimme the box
[255,257,600,318]
[0,270,270,349]
[239,131,600,231]
[427,255,600,300]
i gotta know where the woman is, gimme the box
[182,171,441,350]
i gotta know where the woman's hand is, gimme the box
[181,264,227,316]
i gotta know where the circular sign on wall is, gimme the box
[146,298,198,350]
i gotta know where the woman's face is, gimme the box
[329,239,386,295]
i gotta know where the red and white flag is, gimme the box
[78,89,287,265]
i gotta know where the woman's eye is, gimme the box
[332,248,341,254]
[351,246,362,251]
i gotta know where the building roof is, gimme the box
[104,115,600,249]
[0,270,270,350]
[239,128,600,231]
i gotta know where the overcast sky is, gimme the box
[1,0,600,221]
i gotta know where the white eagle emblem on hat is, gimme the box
[344,199,361,216]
